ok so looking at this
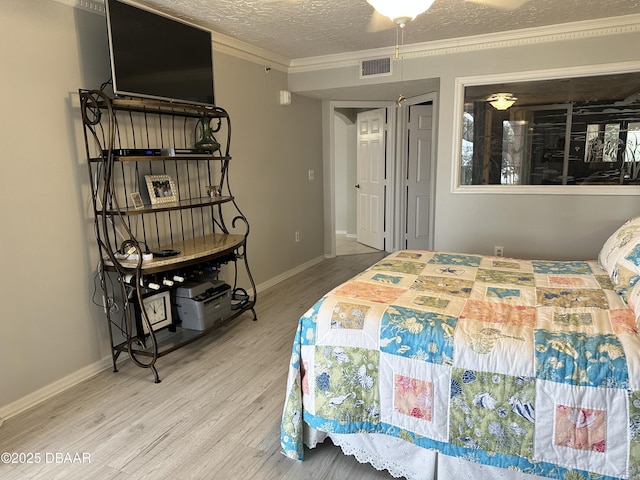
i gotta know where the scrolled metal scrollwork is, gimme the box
[80,89,109,126]
[231,215,250,237]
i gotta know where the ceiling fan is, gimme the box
[365,0,530,106]
[367,0,531,32]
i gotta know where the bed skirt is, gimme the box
[306,426,550,480]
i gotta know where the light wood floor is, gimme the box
[0,252,391,480]
[335,234,380,256]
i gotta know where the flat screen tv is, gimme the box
[105,0,215,106]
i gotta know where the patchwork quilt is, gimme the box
[281,250,640,480]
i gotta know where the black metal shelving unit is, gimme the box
[80,89,257,383]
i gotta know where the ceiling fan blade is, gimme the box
[367,10,395,33]
[465,0,530,10]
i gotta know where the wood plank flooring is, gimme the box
[0,252,392,480]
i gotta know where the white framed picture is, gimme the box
[129,191,144,209]
[145,175,177,204]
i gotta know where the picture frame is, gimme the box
[130,191,144,209]
[206,184,222,199]
[145,175,178,204]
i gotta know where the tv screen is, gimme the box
[105,0,215,106]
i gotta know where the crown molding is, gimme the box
[51,0,292,71]
[289,13,640,74]
[50,1,640,75]
[211,32,290,72]
[52,0,105,14]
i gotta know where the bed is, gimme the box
[281,218,640,480]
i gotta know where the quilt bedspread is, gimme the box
[281,250,640,480]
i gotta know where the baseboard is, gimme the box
[0,255,327,426]
[255,255,325,293]
[0,356,114,425]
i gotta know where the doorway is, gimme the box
[401,100,435,250]
[333,105,390,256]
[326,94,437,258]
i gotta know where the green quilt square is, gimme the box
[314,346,380,424]
[449,368,535,458]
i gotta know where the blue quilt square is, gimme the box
[380,305,457,364]
[429,253,482,267]
[534,330,628,388]
[531,261,592,275]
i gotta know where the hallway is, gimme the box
[335,233,381,256]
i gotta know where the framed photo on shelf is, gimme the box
[130,191,144,209]
[145,175,177,204]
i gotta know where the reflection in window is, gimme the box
[604,124,621,162]
[625,122,640,162]
[585,124,601,162]
[585,123,621,163]
[460,74,640,186]
[462,102,574,185]
[625,122,640,180]
[501,121,517,184]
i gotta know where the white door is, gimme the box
[356,109,386,250]
[406,104,433,250]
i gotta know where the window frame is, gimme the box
[451,62,640,195]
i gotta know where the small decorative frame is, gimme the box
[145,175,177,204]
[206,184,222,199]
[130,191,144,209]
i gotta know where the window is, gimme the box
[456,70,640,190]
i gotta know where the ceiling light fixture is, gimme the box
[366,0,435,28]
[487,92,517,110]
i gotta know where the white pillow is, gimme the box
[599,216,640,297]
[624,280,640,329]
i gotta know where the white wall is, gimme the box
[0,0,323,417]
[334,114,349,233]
[333,110,357,235]
[292,25,640,260]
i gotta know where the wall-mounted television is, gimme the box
[105,0,215,106]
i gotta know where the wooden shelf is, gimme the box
[104,233,245,274]
[102,196,234,216]
[103,97,229,118]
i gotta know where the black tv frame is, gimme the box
[105,0,215,107]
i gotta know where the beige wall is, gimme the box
[292,28,640,260]
[430,36,640,260]
[0,0,323,416]
[212,54,324,284]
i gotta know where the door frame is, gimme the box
[324,100,395,258]
[394,92,438,251]
[324,94,437,258]
[356,107,387,250]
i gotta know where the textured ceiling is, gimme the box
[128,0,640,60]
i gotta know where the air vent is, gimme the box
[360,57,392,78]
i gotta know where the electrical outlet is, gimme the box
[494,246,504,257]
[295,231,300,243]
[308,170,315,181]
